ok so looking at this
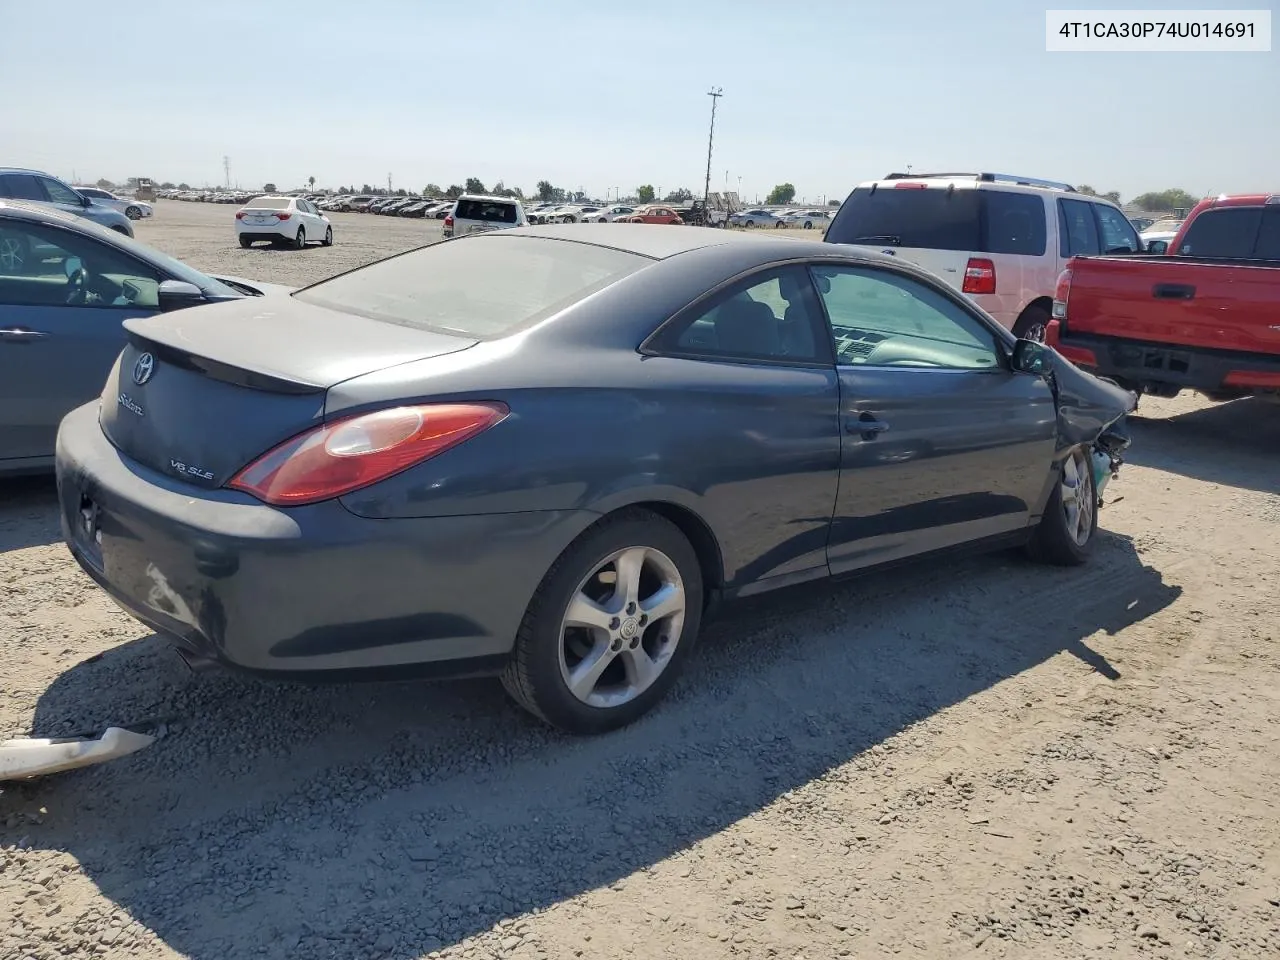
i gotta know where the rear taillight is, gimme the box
[276,212,291,220]
[961,257,996,295]
[235,211,245,219]
[1052,268,1072,320]
[443,214,454,227]
[226,402,509,506]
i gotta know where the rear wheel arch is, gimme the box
[1012,297,1053,338]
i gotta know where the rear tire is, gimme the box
[1013,305,1051,342]
[239,236,253,248]
[1026,446,1097,566]
[293,227,306,250]
[500,509,703,734]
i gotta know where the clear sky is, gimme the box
[2,0,1275,204]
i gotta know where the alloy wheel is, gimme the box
[1060,449,1095,546]
[558,546,686,708]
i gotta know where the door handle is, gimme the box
[847,413,890,438]
[0,327,50,343]
[1152,283,1195,300]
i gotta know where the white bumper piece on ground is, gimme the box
[0,727,156,781]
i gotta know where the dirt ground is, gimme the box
[1,200,1278,960]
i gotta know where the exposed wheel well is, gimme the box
[1014,297,1052,328]
[608,501,724,600]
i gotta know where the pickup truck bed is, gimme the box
[1047,194,1280,401]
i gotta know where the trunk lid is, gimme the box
[842,245,971,292]
[100,295,477,487]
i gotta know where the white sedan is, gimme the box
[75,186,153,220]
[234,195,333,249]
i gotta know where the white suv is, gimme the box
[442,194,527,238]
[824,172,1142,339]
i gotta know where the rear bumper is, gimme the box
[1048,321,1280,394]
[55,402,597,680]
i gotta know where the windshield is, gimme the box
[294,235,649,338]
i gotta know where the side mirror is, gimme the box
[1010,337,1051,375]
[80,193,92,207]
[1146,239,1168,254]
[157,279,207,313]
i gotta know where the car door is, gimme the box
[302,199,325,235]
[643,264,842,592]
[808,262,1058,574]
[0,218,163,466]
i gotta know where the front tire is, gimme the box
[1026,446,1097,566]
[500,509,703,734]
[126,206,141,220]
[322,226,333,246]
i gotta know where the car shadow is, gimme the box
[2,532,1179,959]
[1127,397,1280,495]
[0,474,61,551]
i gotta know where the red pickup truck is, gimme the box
[1046,193,1280,401]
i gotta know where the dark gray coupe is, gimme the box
[55,225,1134,733]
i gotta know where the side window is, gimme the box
[0,174,45,201]
[1252,208,1280,260]
[40,178,83,205]
[658,266,829,364]
[1177,208,1263,258]
[810,265,1001,371]
[0,221,161,309]
[1094,204,1139,252]
[1057,198,1101,257]
[982,191,1047,255]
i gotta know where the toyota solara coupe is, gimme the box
[55,225,1134,734]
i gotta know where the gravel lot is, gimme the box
[2,200,1278,960]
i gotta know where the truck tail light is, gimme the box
[962,258,996,295]
[1052,268,1072,320]
[227,402,509,506]
[893,182,927,189]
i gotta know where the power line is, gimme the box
[703,87,723,220]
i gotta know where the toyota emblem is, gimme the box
[132,352,155,385]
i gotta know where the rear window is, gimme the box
[827,186,1048,255]
[455,199,518,223]
[1177,207,1263,258]
[827,187,980,250]
[294,235,649,338]
[245,196,291,209]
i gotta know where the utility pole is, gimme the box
[387,172,392,194]
[223,156,230,189]
[702,87,723,217]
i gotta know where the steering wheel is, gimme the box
[65,264,89,305]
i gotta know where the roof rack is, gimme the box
[883,172,1076,192]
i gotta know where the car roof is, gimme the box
[0,167,56,177]
[497,222,896,263]
[457,193,519,203]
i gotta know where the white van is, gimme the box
[442,194,527,239]
[824,172,1142,340]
